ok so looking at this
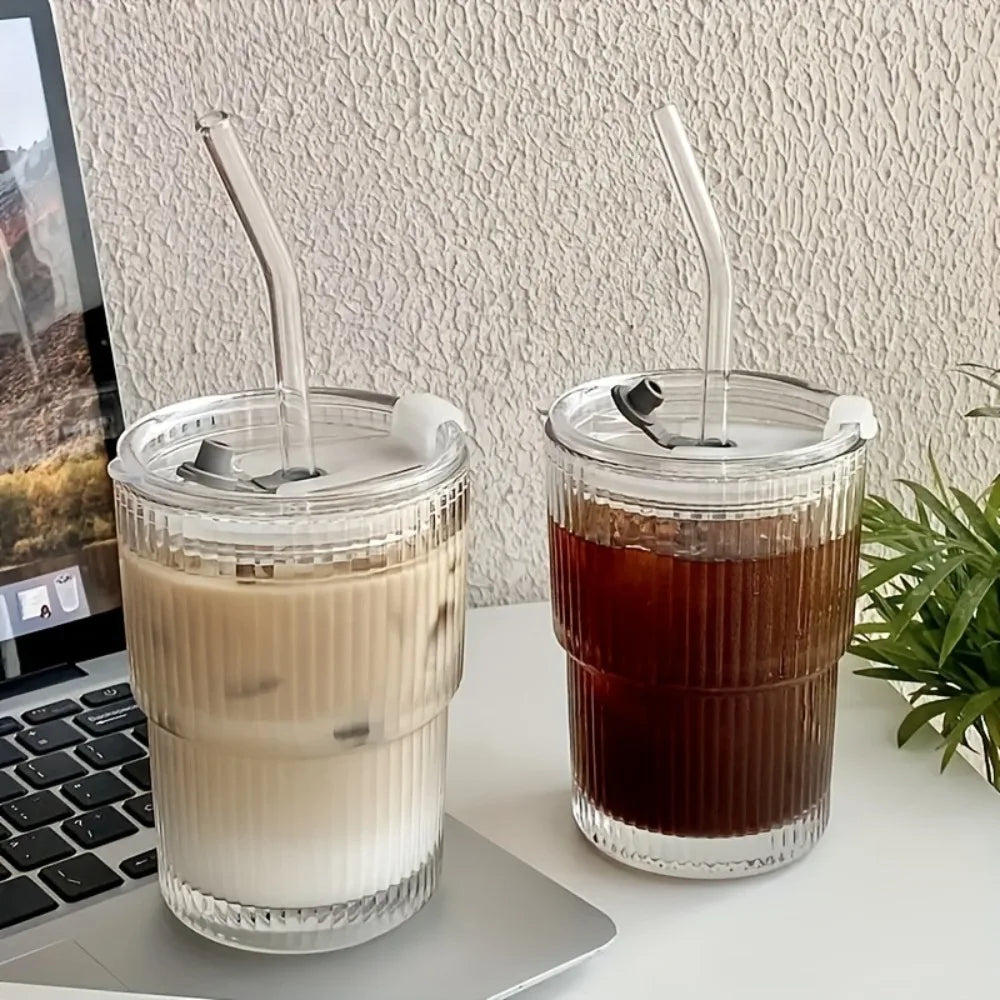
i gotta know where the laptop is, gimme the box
[0,2,615,996]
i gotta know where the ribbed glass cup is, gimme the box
[111,388,468,951]
[545,372,869,878]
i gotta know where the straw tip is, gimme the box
[651,103,682,127]
[195,109,231,135]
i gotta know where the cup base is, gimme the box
[160,839,441,953]
[572,788,828,879]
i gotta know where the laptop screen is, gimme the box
[1,8,124,682]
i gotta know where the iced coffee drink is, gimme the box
[551,509,855,839]
[112,388,468,951]
[545,371,874,878]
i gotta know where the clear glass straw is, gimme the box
[652,105,732,445]
[196,110,316,477]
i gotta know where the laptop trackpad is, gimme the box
[0,939,127,991]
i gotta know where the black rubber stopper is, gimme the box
[611,378,665,428]
[625,378,663,417]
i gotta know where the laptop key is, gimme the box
[0,771,25,803]
[120,848,157,880]
[1,791,73,831]
[81,683,132,708]
[121,757,151,791]
[0,820,9,839]
[63,806,137,849]
[62,772,132,810]
[40,853,123,903]
[0,827,74,871]
[16,720,84,755]
[123,793,154,828]
[22,699,80,725]
[77,733,143,770]
[75,702,145,737]
[0,717,21,737]
[0,861,7,880]
[0,876,57,929]
[132,722,148,747]
[0,738,27,768]
[16,751,86,789]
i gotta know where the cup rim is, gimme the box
[111,387,468,518]
[545,369,865,480]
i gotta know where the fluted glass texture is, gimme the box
[546,372,868,878]
[113,389,468,951]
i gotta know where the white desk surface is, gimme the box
[447,602,1000,1000]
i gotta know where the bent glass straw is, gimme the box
[197,110,316,478]
[652,105,732,445]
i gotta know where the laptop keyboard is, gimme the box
[0,686,158,932]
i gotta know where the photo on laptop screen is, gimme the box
[0,13,120,644]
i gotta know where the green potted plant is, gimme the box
[851,364,1000,791]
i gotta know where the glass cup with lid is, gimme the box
[111,387,468,951]
[545,369,876,877]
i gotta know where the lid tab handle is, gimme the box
[390,393,468,461]
[823,395,878,441]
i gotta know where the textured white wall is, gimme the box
[55,0,1000,605]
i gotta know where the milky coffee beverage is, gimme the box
[111,389,468,952]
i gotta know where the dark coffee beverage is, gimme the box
[545,370,872,876]
[549,511,859,839]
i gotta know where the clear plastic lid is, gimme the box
[547,371,874,475]
[111,388,468,519]
[545,370,876,512]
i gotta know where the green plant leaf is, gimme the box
[856,446,1000,783]
[943,656,995,694]
[978,640,1000,686]
[947,688,1000,733]
[908,681,964,701]
[862,495,905,523]
[849,641,896,666]
[903,622,944,660]
[980,710,1000,790]
[957,362,1000,377]
[857,546,940,596]
[951,489,1000,548]
[865,592,894,619]
[916,598,949,631]
[853,622,892,636]
[861,515,986,561]
[888,554,968,639]
[860,534,914,554]
[855,666,927,684]
[957,364,1000,392]
[987,476,1000,516]
[927,447,949,504]
[983,508,1000,556]
[942,699,965,736]
[865,493,896,512]
[852,638,936,671]
[940,733,972,771]
[939,568,1000,666]
[897,697,968,747]
[977,586,1000,638]
[899,481,979,544]
[939,689,1000,770]
[973,718,999,787]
